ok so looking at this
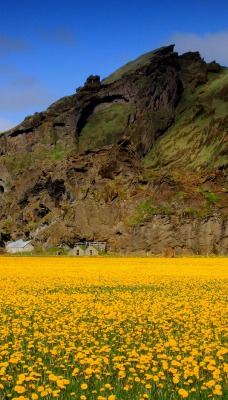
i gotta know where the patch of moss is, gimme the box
[2,146,76,174]
[47,147,76,161]
[32,246,68,256]
[125,199,154,227]
[3,153,34,173]
[79,103,133,152]
[198,186,220,204]
[125,199,175,227]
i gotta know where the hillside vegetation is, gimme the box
[102,47,167,84]
[79,103,133,151]
[145,68,228,171]
[0,45,227,255]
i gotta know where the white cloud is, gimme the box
[0,118,18,133]
[166,31,228,66]
[0,74,55,112]
[0,34,29,52]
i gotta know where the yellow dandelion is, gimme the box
[52,390,61,398]
[81,383,88,390]
[178,388,188,398]
[104,383,112,389]
[41,391,49,397]
[14,386,26,394]
[213,389,222,396]
[49,374,57,381]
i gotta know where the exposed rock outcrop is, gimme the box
[0,45,183,155]
[0,45,227,254]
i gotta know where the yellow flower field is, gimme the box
[0,257,227,400]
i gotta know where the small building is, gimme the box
[84,245,99,256]
[6,239,34,254]
[74,241,106,252]
[69,245,85,256]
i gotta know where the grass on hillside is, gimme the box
[2,146,76,173]
[102,48,164,85]
[144,68,228,171]
[79,103,133,152]
[125,198,175,227]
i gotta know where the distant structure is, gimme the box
[6,239,34,254]
[75,241,106,251]
[84,245,99,256]
[68,245,85,256]
[69,241,106,256]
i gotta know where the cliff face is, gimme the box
[0,45,227,254]
[0,45,183,155]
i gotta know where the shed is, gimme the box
[6,239,34,254]
[69,245,85,256]
[84,245,99,256]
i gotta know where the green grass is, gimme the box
[125,199,175,227]
[2,146,76,173]
[79,103,133,151]
[3,153,34,173]
[32,246,68,256]
[144,68,228,171]
[198,186,220,204]
[102,47,168,84]
[47,146,76,161]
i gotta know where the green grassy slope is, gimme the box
[79,103,133,151]
[144,68,228,171]
[102,47,168,85]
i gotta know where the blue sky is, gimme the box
[1,0,228,132]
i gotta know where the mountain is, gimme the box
[0,45,227,255]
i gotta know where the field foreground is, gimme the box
[0,257,227,400]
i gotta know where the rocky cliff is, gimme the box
[0,45,227,254]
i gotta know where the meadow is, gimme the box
[0,257,227,400]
